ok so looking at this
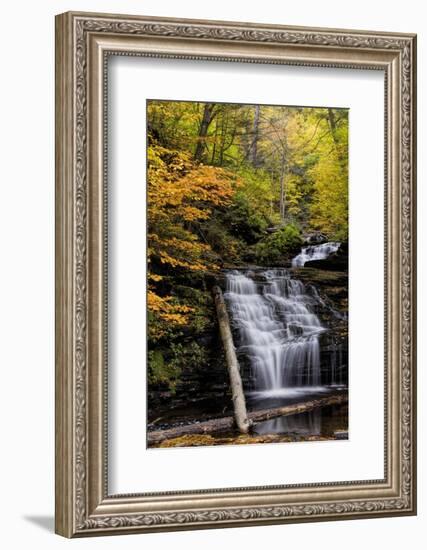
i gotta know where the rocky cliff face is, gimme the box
[292,267,348,386]
[147,326,233,426]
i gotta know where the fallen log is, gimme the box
[212,285,250,434]
[148,393,348,444]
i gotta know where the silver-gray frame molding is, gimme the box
[55,11,416,537]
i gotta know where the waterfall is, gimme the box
[292,242,341,267]
[224,269,326,395]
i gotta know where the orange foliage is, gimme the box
[147,142,238,328]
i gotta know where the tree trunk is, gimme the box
[147,394,348,444]
[194,103,216,162]
[249,104,260,165]
[327,108,345,165]
[327,108,338,144]
[212,285,250,434]
[279,156,286,221]
[210,122,219,164]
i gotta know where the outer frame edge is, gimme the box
[54,11,417,537]
[55,11,76,539]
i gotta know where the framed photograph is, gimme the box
[55,11,417,537]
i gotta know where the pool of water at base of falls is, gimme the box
[252,402,348,438]
[246,386,348,437]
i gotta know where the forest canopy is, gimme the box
[147,100,348,389]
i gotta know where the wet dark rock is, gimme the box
[304,242,348,271]
[292,268,347,308]
[148,327,232,423]
[303,232,328,245]
[290,266,348,386]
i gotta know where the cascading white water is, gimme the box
[292,242,341,267]
[224,269,325,395]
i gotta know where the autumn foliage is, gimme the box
[147,141,238,334]
[146,100,348,388]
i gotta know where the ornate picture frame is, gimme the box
[55,11,416,537]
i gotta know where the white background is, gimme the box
[109,59,384,493]
[0,1,424,549]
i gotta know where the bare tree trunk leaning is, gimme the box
[212,285,251,434]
